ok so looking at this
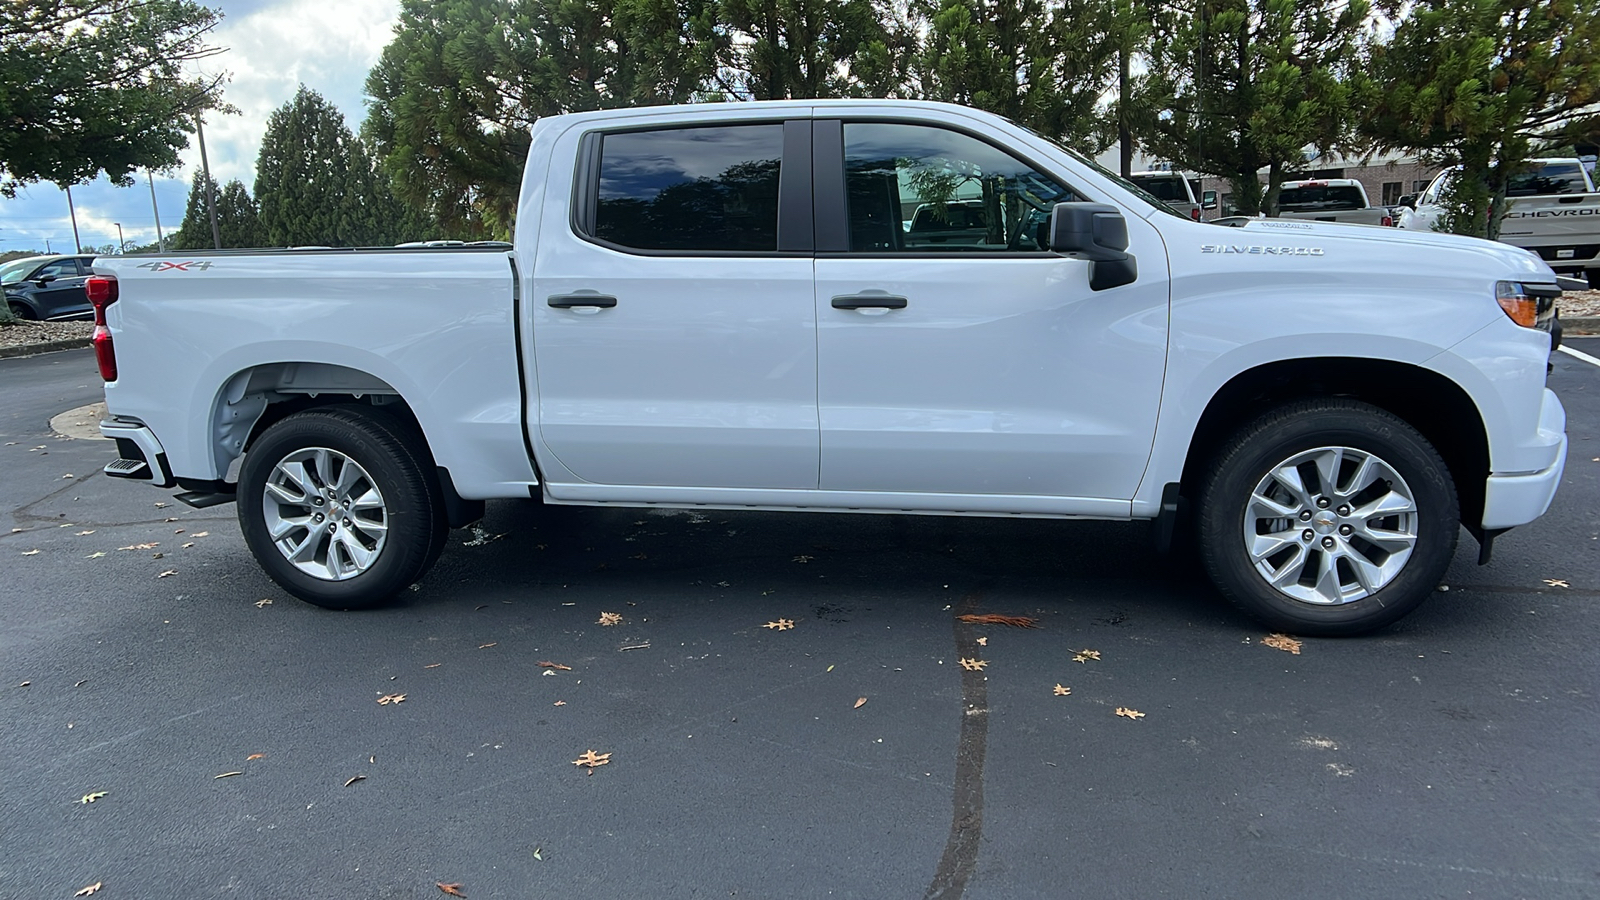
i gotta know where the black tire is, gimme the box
[8,301,36,320]
[1197,399,1458,636]
[238,407,445,609]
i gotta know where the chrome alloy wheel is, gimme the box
[1243,446,1418,605]
[261,447,388,581]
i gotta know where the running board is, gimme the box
[175,490,237,509]
[104,458,149,478]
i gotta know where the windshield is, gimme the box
[0,258,41,285]
[1016,125,1191,221]
[1278,185,1366,211]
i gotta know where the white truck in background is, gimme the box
[87,99,1569,637]
[1401,159,1600,287]
[1272,179,1393,227]
[1127,171,1204,221]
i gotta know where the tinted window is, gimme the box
[1507,163,1589,197]
[36,259,79,278]
[593,124,783,252]
[1278,185,1366,211]
[842,123,1074,253]
[1129,175,1185,202]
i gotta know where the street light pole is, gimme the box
[115,223,126,253]
[65,185,83,253]
[195,115,222,250]
[147,169,166,252]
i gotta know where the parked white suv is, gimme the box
[89,100,1567,635]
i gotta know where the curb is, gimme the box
[0,338,93,360]
[1564,316,1600,336]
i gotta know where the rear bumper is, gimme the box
[99,418,174,488]
[1481,389,1567,530]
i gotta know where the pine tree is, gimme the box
[1362,0,1600,239]
[168,170,219,250]
[169,174,261,249]
[1133,0,1370,215]
[255,85,391,247]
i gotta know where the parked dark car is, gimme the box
[2,254,97,321]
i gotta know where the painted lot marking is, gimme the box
[1558,344,1600,369]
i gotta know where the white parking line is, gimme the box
[1558,344,1600,369]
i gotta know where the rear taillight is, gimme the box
[1381,214,1394,227]
[1191,207,1201,221]
[86,275,118,381]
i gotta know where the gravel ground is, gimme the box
[0,319,93,352]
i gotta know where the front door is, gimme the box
[529,119,819,490]
[812,120,1170,504]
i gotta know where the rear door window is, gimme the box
[1507,163,1589,197]
[592,124,784,252]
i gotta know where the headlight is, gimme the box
[1495,281,1558,330]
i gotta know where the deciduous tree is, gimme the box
[0,0,226,196]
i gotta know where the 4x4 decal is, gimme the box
[135,260,215,272]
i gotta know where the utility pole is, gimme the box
[65,186,83,253]
[115,223,126,253]
[147,170,166,252]
[196,115,222,250]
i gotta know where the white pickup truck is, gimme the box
[88,100,1568,636]
[1272,179,1393,227]
[1401,159,1600,286]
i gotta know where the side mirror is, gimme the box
[1048,202,1137,291]
[34,274,56,285]
[1397,194,1417,210]
[1201,190,1218,210]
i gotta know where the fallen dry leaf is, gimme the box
[975,636,988,646]
[478,642,497,649]
[74,883,102,897]
[792,555,813,563]
[154,502,168,508]
[75,530,94,536]
[377,694,406,705]
[156,570,176,579]
[84,551,106,559]
[174,528,185,534]
[423,663,441,669]
[79,791,108,804]
[214,771,242,779]
[17,681,29,687]
[763,619,795,631]
[956,613,1038,628]
[62,473,74,479]
[1262,634,1302,655]
[21,549,40,556]
[1115,707,1145,720]
[854,697,868,709]
[537,661,572,671]
[572,749,611,770]
[597,611,623,626]
[191,531,209,538]
[255,598,272,608]
[1053,684,1071,696]
[182,542,195,549]
[345,774,367,787]
[118,543,158,551]
[958,658,988,671]
[553,700,567,706]
[246,753,265,761]
[1543,579,1570,588]
[1072,649,1102,663]
[437,883,466,898]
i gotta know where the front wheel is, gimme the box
[238,408,445,609]
[1197,399,1459,636]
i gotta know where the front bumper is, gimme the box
[1481,388,1567,530]
[99,418,174,488]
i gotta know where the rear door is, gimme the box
[811,119,1169,507]
[529,117,820,489]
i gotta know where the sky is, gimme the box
[0,0,400,255]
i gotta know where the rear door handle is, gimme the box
[831,293,908,310]
[548,293,618,309]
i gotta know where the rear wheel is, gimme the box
[8,301,35,320]
[1197,399,1458,636]
[238,408,445,609]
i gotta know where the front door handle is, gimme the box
[831,293,908,310]
[548,292,618,309]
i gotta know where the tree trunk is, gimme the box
[1263,159,1283,217]
[1119,43,1133,177]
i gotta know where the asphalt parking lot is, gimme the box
[2,345,1596,900]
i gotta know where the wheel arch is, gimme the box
[1177,357,1489,533]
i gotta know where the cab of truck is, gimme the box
[1127,171,1203,221]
